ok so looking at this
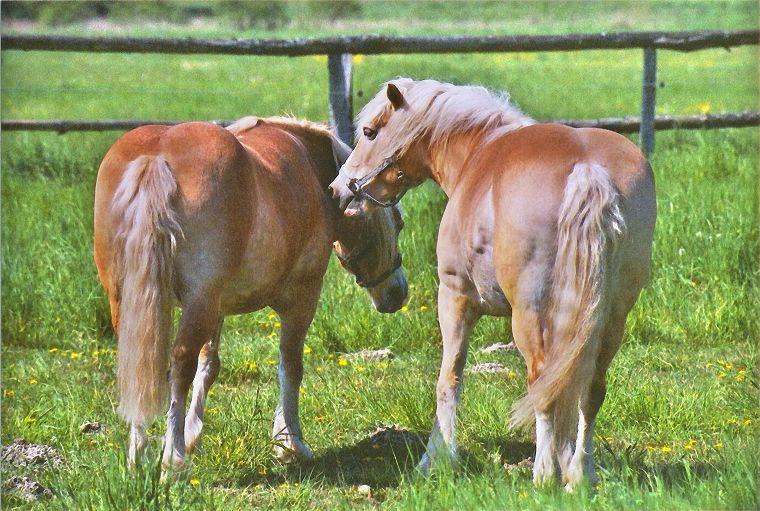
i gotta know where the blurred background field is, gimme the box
[1,1,758,509]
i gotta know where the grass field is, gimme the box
[2,2,758,509]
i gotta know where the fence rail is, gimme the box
[2,30,757,55]
[3,112,758,135]
[2,29,758,153]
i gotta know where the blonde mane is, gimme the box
[226,115,351,165]
[357,78,535,157]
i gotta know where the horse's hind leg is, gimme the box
[185,319,223,455]
[510,306,557,485]
[565,306,627,490]
[271,282,321,463]
[163,294,221,472]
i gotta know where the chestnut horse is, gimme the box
[94,116,407,471]
[330,79,656,489]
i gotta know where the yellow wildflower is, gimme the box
[376,362,388,369]
[304,346,312,355]
[49,348,58,353]
[274,322,281,328]
[738,369,747,375]
[190,478,200,486]
[266,359,275,366]
[257,468,267,475]
[661,446,671,453]
[736,376,745,382]
[744,419,752,426]
[315,416,325,423]
[697,102,711,114]
[4,389,15,398]
[28,378,37,385]
[714,442,723,449]
[420,305,428,311]
[352,54,365,64]
[400,305,408,312]
[316,367,323,372]
[338,358,349,366]
[718,372,726,378]
[71,352,82,359]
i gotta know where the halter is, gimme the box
[335,248,403,289]
[346,156,409,208]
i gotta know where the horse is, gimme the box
[94,115,407,472]
[329,78,656,490]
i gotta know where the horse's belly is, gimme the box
[470,255,512,316]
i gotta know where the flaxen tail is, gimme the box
[510,163,625,443]
[111,155,182,427]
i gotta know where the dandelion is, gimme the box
[299,387,305,396]
[266,359,275,366]
[279,482,289,489]
[71,352,82,359]
[338,358,349,366]
[28,378,37,385]
[316,367,323,372]
[661,446,671,453]
[714,442,723,449]
[420,305,428,311]
[246,361,258,370]
[718,372,726,379]
[352,54,365,64]
[727,418,739,425]
[697,102,711,114]
[190,478,200,486]
[356,366,365,373]
[4,389,15,398]
[304,346,312,355]
[645,445,656,452]
[744,419,752,426]
[274,322,281,329]
[268,313,276,320]
[735,376,745,382]
[315,416,325,423]
[258,468,268,475]
[401,305,408,312]
[49,348,58,353]
[376,362,389,369]
[683,439,697,449]
[738,369,747,375]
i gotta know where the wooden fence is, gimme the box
[2,30,758,154]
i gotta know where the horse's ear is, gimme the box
[386,83,405,110]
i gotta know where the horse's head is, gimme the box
[333,204,408,313]
[329,79,432,214]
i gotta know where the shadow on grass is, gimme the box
[238,430,538,490]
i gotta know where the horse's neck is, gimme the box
[429,130,490,197]
[428,119,533,197]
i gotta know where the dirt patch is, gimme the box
[479,341,517,354]
[79,421,107,434]
[363,424,423,449]
[2,476,53,502]
[1,439,63,469]
[469,362,509,374]
[346,348,394,362]
[504,457,533,472]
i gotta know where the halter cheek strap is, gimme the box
[336,251,403,289]
[345,156,408,208]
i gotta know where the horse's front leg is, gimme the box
[271,284,320,463]
[418,282,480,474]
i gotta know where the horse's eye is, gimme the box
[363,127,377,140]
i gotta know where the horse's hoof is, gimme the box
[274,441,314,464]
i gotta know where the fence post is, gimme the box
[640,47,657,156]
[328,53,353,146]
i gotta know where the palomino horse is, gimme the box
[330,79,656,489]
[94,116,407,471]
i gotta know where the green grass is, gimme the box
[2,2,758,510]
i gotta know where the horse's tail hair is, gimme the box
[510,163,625,443]
[111,155,182,427]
